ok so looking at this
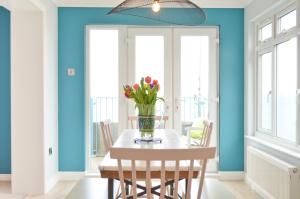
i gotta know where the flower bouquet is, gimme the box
[123,76,164,139]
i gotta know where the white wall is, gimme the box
[244,0,300,168]
[11,8,45,194]
[0,0,10,9]
[43,1,58,193]
[32,0,59,192]
[10,0,58,194]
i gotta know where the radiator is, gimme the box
[246,147,300,199]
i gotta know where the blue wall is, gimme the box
[58,8,244,171]
[0,6,11,174]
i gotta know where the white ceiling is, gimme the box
[52,0,253,8]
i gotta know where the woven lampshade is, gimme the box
[107,0,206,25]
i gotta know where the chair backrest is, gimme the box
[187,120,213,147]
[200,120,213,147]
[128,116,169,129]
[110,147,216,199]
[99,120,114,153]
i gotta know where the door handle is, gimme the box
[165,105,169,110]
[174,98,184,111]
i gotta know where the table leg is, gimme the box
[185,178,188,194]
[170,182,174,196]
[108,178,114,199]
[125,183,130,195]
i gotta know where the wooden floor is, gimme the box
[0,178,261,199]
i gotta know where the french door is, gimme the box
[86,26,219,172]
[173,28,219,171]
[173,28,219,144]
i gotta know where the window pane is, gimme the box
[261,23,272,41]
[260,52,272,130]
[277,38,297,142]
[135,36,165,115]
[279,10,296,33]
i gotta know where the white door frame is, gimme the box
[85,26,127,172]
[127,28,173,128]
[173,27,220,170]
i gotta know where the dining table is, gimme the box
[99,129,201,199]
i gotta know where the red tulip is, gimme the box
[153,79,158,85]
[123,85,131,92]
[145,76,151,84]
[133,83,139,90]
[125,90,132,98]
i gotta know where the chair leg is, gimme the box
[108,179,114,199]
[115,183,121,199]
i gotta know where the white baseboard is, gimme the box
[245,175,275,199]
[218,171,245,181]
[45,173,60,193]
[0,174,11,181]
[58,172,85,181]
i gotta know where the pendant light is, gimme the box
[107,0,206,26]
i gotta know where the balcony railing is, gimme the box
[92,97,119,123]
[181,96,208,122]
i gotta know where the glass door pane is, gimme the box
[128,28,172,128]
[88,29,119,170]
[135,36,165,115]
[174,28,218,172]
[180,36,209,134]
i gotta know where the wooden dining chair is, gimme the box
[99,120,114,153]
[110,147,216,199]
[186,120,213,147]
[128,116,169,129]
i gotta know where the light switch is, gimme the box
[67,68,76,76]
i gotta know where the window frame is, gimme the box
[254,1,300,147]
[257,19,273,45]
[256,48,274,135]
[276,3,297,35]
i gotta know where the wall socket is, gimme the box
[67,68,76,76]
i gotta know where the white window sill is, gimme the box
[245,136,300,160]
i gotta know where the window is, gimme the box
[260,23,272,41]
[258,52,272,131]
[255,2,299,145]
[278,10,297,33]
[276,38,297,142]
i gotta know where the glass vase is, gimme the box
[136,104,155,140]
